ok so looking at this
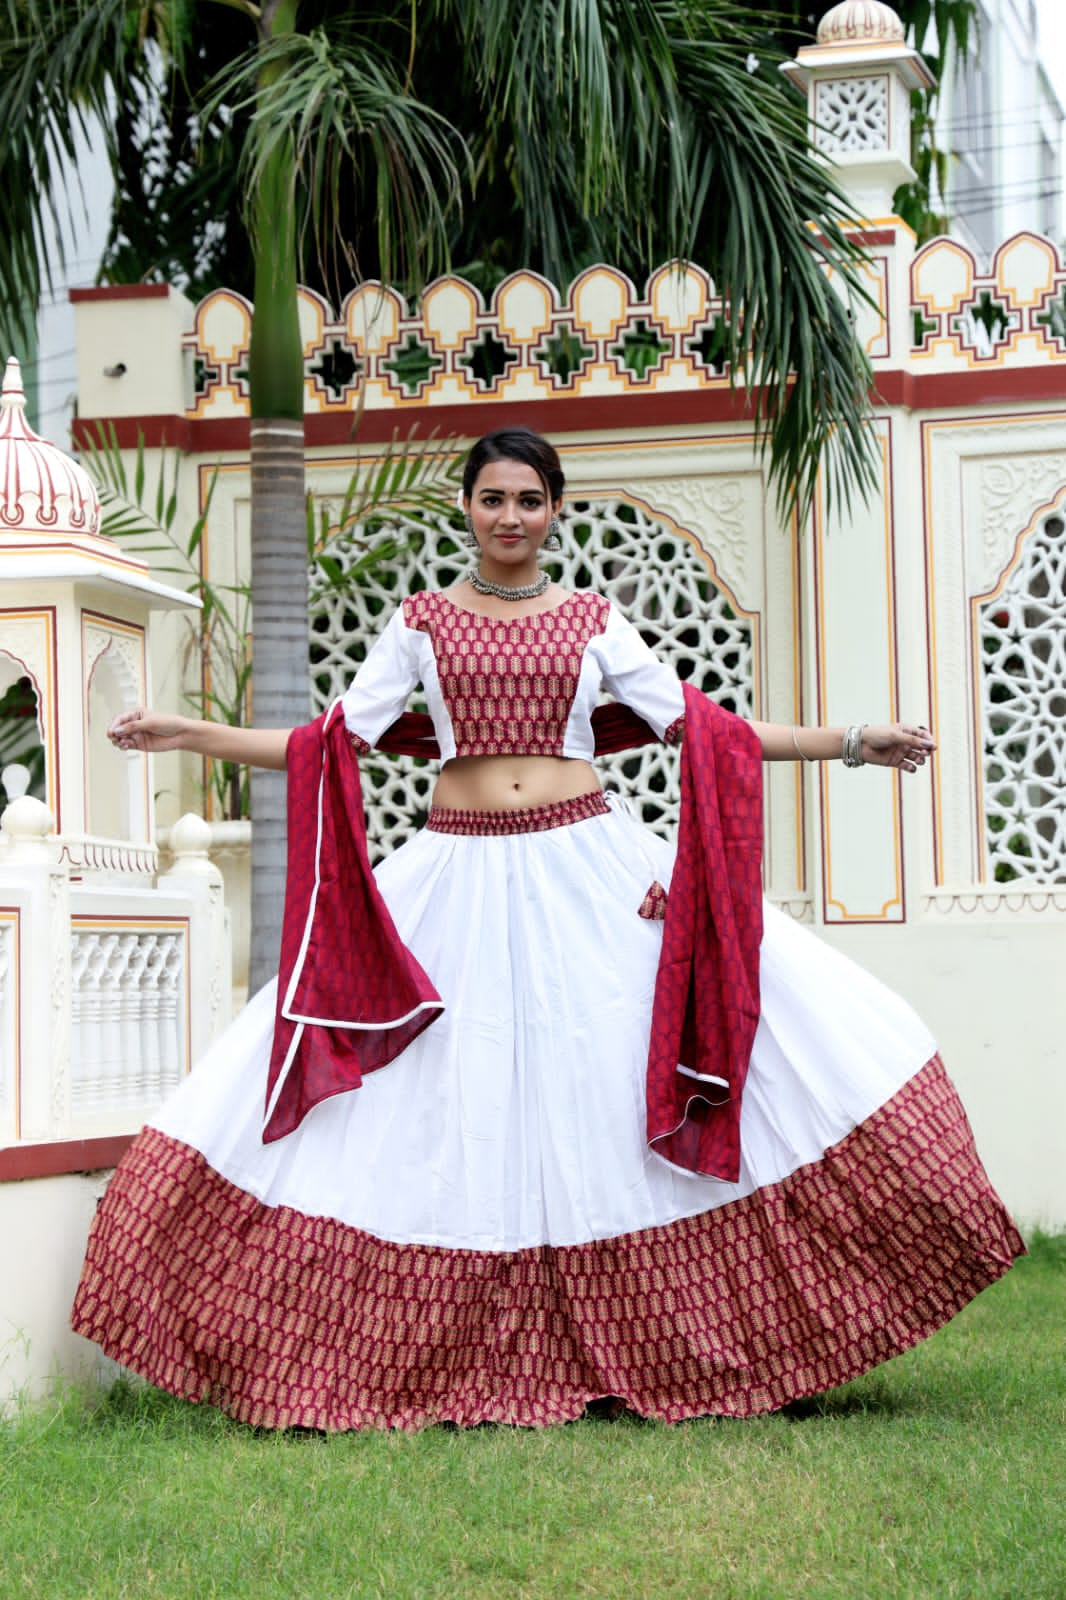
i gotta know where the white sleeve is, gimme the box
[590,604,686,739]
[339,607,420,749]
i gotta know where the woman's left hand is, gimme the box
[861,724,936,773]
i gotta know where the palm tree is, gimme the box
[2,0,459,985]
[1,0,885,983]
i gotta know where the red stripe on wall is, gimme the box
[69,285,171,302]
[0,1135,134,1182]
[875,366,1066,408]
[71,363,1066,457]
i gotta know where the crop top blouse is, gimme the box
[340,589,687,760]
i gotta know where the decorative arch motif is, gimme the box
[0,652,46,807]
[186,264,732,422]
[978,502,1066,882]
[309,500,754,857]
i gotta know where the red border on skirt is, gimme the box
[425,791,610,836]
[71,1055,1023,1432]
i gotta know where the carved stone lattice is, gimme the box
[71,930,185,1111]
[309,501,753,858]
[814,76,889,153]
[980,508,1066,883]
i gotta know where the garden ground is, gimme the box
[1,1234,1063,1600]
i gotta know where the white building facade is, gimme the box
[937,0,1064,252]
[2,0,1065,1400]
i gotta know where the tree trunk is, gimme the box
[247,0,308,991]
[248,417,307,989]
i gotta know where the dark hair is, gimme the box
[462,428,565,503]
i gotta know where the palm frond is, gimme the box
[203,26,467,296]
[436,0,878,515]
[306,424,462,592]
[0,0,145,346]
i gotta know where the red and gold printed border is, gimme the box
[71,1055,1022,1433]
[426,792,610,837]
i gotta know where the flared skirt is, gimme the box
[71,797,1023,1429]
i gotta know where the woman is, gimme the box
[73,427,1022,1431]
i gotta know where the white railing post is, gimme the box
[0,796,72,1140]
[158,813,232,1060]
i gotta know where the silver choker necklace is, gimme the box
[469,568,551,601]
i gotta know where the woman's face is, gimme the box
[464,459,560,566]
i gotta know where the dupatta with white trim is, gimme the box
[263,702,443,1143]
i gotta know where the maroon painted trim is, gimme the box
[875,366,1066,409]
[851,230,900,248]
[72,415,193,451]
[71,364,1066,457]
[72,389,756,454]
[0,1134,134,1182]
[69,285,171,303]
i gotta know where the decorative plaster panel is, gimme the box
[0,610,58,822]
[629,474,762,614]
[979,456,1066,596]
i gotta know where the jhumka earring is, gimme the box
[545,516,563,552]
[463,511,478,549]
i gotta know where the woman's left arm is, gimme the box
[750,721,936,774]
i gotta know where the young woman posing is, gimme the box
[75,428,1021,1432]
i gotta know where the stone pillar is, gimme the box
[782,3,937,931]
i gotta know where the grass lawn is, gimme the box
[1,1234,1063,1600]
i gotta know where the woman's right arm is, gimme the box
[108,710,291,770]
[109,603,419,771]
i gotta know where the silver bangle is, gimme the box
[792,726,814,762]
[841,724,867,768]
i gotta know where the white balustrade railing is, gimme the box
[0,801,229,1145]
[0,918,12,1133]
[70,929,186,1116]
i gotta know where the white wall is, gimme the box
[942,0,1064,256]
[0,1175,114,1405]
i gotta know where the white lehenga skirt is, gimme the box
[72,794,1022,1430]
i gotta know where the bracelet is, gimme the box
[841,724,867,768]
[791,726,814,762]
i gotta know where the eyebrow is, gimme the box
[475,483,546,496]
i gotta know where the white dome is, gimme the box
[0,357,101,539]
[817,1,906,46]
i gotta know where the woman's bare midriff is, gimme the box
[431,754,602,813]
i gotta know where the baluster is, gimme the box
[141,940,165,1101]
[80,936,111,1112]
[120,936,152,1106]
[99,936,134,1113]
[158,936,183,1094]
[69,934,94,1112]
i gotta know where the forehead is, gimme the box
[469,460,547,496]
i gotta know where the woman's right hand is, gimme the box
[108,708,190,753]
